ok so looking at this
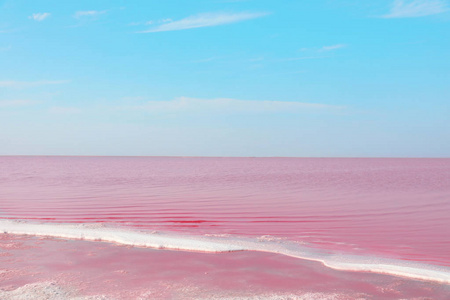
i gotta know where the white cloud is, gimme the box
[122,97,339,113]
[74,10,106,18]
[29,12,51,21]
[139,12,268,33]
[382,0,448,18]
[0,100,36,107]
[0,80,69,88]
[320,44,346,51]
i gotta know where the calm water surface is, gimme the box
[1,156,449,266]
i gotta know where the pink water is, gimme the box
[1,156,450,298]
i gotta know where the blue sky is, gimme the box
[1,0,449,157]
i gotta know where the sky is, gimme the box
[0,0,449,157]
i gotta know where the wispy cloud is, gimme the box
[0,28,16,34]
[279,56,328,62]
[74,10,107,19]
[0,80,69,88]
[299,44,347,54]
[382,0,448,18]
[0,45,12,51]
[138,12,269,33]
[121,96,148,103]
[320,44,346,52]
[191,57,219,63]
[0,100,36,107]
[121,97,339,113]
[29,12,51,21]
[129,18,171,27]
[248,56,265,62]
[49,107,81,114]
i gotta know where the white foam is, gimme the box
[1,219,450,285]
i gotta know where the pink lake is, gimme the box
[1,156,450,299]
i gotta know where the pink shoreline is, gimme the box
[1,234,449,299]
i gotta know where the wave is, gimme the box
[1,219,450,285]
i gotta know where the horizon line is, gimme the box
[0,155,448,159]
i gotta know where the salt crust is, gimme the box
[0,282,108,300]
[0,282,363,300]
[1,219,450,284]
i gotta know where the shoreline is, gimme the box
[2,219,450,285]
[2,233,450,299]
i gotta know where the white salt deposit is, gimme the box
[0,219,244,252]
[0,282,363,300]
[0,282,108,300]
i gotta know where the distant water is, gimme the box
[1,156,450,298]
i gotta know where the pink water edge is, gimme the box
[1,234,449,299]
[1,157,450,298]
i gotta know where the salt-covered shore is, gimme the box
[2,226,450,299]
